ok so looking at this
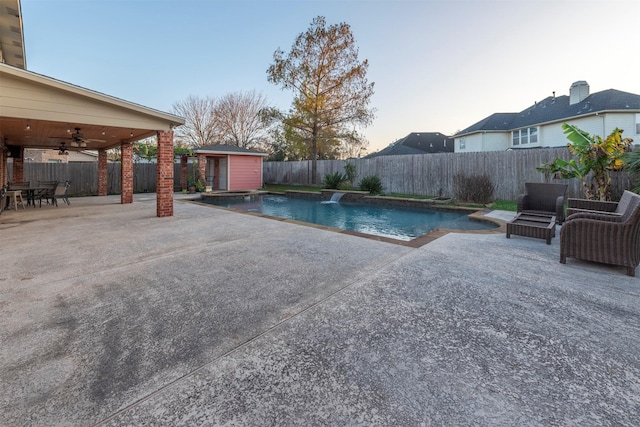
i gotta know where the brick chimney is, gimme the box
[569,81,589,105]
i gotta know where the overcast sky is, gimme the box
[21,0,640,153]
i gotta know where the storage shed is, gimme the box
[194,145,267,191]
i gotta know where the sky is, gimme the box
[20,0,640,154]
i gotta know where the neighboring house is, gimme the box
[454,81,640,152]
[366,132,454,158]
[23,148,99,163]
[194,144,267,191]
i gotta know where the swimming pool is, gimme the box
[203,194,497,241]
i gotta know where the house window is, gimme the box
[636,114,640,134]
[459,138,466,150]
[512,127,538,146]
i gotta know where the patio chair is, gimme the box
[560,190,640,276]
[8,181,34,207]
[36,180,58,207]
[51,181,71,207]
[517,182,568,224]
[3,189,25,210]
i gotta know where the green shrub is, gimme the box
[359,175,384,195]
[337,181,353,191]
[344,162,356,185]
[453,173,495,204]
[323,171,346,189]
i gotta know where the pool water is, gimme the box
[206,194,496,241]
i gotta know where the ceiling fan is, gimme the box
[51,127,106,148]
[56,142,70,156]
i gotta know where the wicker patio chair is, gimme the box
[517,182,568,224]
[560,190,640,276]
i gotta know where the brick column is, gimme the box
[98,149,108,196]
[12,147,24,182]
[197,154,207,182]
[0,149,6,187]
[180,155,188,190]
[121,142,133,204]
[156,130,174,217]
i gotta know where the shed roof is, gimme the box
[196,144,268,157]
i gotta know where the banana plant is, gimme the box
[622,150,640,193]
[539,123,632,200]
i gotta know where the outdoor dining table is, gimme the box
[7,185,56,208]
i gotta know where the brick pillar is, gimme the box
[121,142,133,204]
[197,154,207,182]
[180,155,188,190]
[0,149,6,187]
[156,130,174,217]
[12,147,24,182]
[98,149,108,196]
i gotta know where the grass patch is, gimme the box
[492,200,517,211]
[388,194,518,211]
[445,199,517,211]
[386,193,435,200]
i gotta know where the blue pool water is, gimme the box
[206,194,496,241]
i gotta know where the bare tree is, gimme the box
[172,95,218,148]
[267,16,375,183]
[214,90,272,150]
[339,129,368,159]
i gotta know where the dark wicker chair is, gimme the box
[517,182,568,224]
[560,190,640,276]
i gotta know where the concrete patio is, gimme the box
[0,194,638,426]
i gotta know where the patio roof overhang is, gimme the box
[0,0,26,69]
[0,63,185,152]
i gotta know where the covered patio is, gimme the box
[0,2,184,217]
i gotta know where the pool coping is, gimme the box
[188,191,508,248]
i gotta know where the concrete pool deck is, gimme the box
[1,194,638,426]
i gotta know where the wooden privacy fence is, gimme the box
[7,149,632,200]
[263,147,632,200]
[7,163,194,197]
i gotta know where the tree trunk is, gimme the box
[311,138,318,185]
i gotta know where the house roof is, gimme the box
[0,0,26,69]
[366,132,454,158]
[196,144,268,157]
[456,89,640,137]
